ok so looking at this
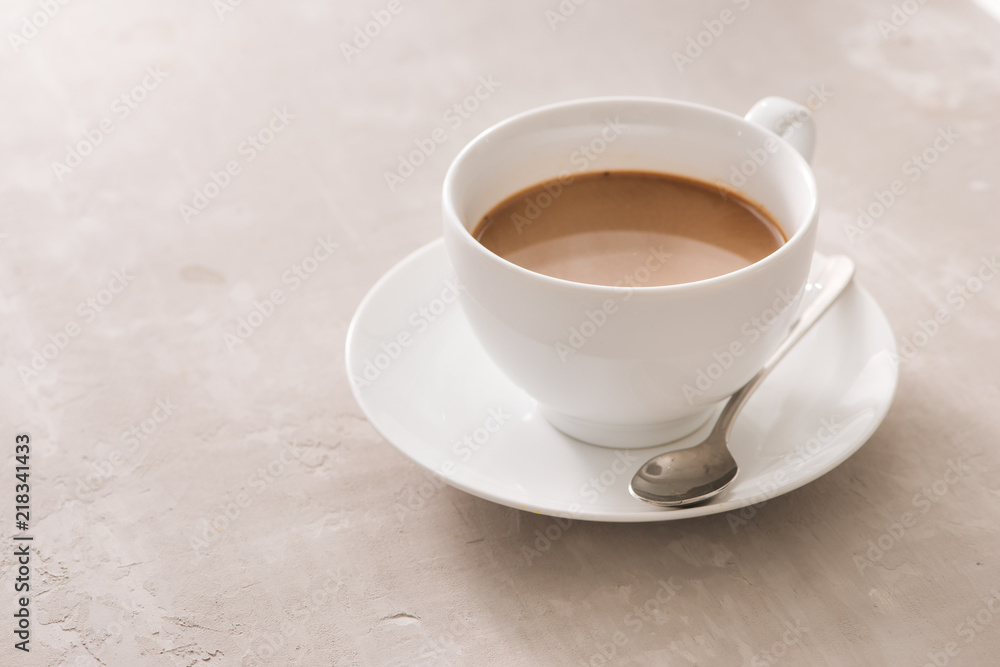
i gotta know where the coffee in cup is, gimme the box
[472,170,786,287]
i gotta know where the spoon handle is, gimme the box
[712,256,856,439]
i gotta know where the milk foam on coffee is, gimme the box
[473,170,786,287]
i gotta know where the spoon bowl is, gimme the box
[630,436,739,507]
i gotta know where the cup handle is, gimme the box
[745,97,815,163]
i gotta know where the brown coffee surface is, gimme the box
[473,170,786,287]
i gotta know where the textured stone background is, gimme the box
[3,0,1000,665]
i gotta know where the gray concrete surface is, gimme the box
[3,0,1000,665]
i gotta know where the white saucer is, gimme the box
[346,240,898,522]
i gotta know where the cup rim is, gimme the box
[442,96,819,294]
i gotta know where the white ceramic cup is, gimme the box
[442,97,819,448]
